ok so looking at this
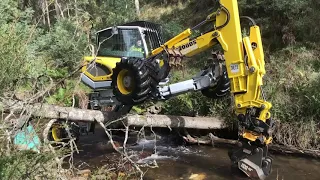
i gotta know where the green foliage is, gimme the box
[36,19,89,72]
[0,1,39,93]
[0,151,58,179]
[46,67,69,79]
[263,46,320,122]
[83,0,138,30]
[45,80,85,106]
[162,91,231,117]
[0,0,33,24]
[238,0,320,50]
[46,87,71,106]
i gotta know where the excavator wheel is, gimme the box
[201,65,230,99]
[111,57,158,105]
[46,120,80,146]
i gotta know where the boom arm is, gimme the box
[150,0,275,179]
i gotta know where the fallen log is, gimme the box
[183,133,320,159]
[2,100,319,158]
[126,114,225,129]
[1,100,225,129]
[2,99,118,123]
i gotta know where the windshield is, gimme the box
[144,30,161,53]
[97,28,145,58]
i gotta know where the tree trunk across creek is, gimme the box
[2,99,320,159]
[2,100,226,129]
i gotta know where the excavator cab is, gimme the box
[79,21,166,114]
[95,21,164,59]
[81,21,164,89]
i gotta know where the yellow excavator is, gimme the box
[79,0,275,179]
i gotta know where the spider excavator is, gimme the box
[79,0,275,179]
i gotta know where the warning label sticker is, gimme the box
[230,64,240,73]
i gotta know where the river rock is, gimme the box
[189,173,206,180]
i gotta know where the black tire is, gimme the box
[201,65,231,99]
[111,57,158,105]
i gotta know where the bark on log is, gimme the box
[3,100,114,123]
[2,100,225,129]
[126,114,225,129]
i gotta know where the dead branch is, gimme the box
[269,144,320,159]
[96,120,144,180]
[183,133,320,159]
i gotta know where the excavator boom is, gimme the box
[109,0,275,179]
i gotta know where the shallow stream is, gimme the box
[73,126,320,180]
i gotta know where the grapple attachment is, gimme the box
[229,142,273,180]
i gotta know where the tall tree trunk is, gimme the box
[18,0,29,10]
[54,0,60,19]
[135,0,140,18]
[54,0,64,19]
[45,0,51,29]
[74,0,78,21]
[67,3,70,18]
[41,0,46,26]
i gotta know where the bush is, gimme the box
[263,46,320,122]
[36,19,89,72]
[0,1,39,93]
[0,151,59,179]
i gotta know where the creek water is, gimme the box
[73,126,320,180]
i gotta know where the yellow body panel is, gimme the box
[242,130,273,144]
[152,29,192,55]
[185,31,217,57]
[81,56,121,81]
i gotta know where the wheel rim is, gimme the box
[51,124,63,142]
[117,69,135,95]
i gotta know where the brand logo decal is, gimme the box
[240,162,253,172]
[179,40,197,51]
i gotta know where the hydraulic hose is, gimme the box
[216,4,230,30]
[240,16,257,26]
